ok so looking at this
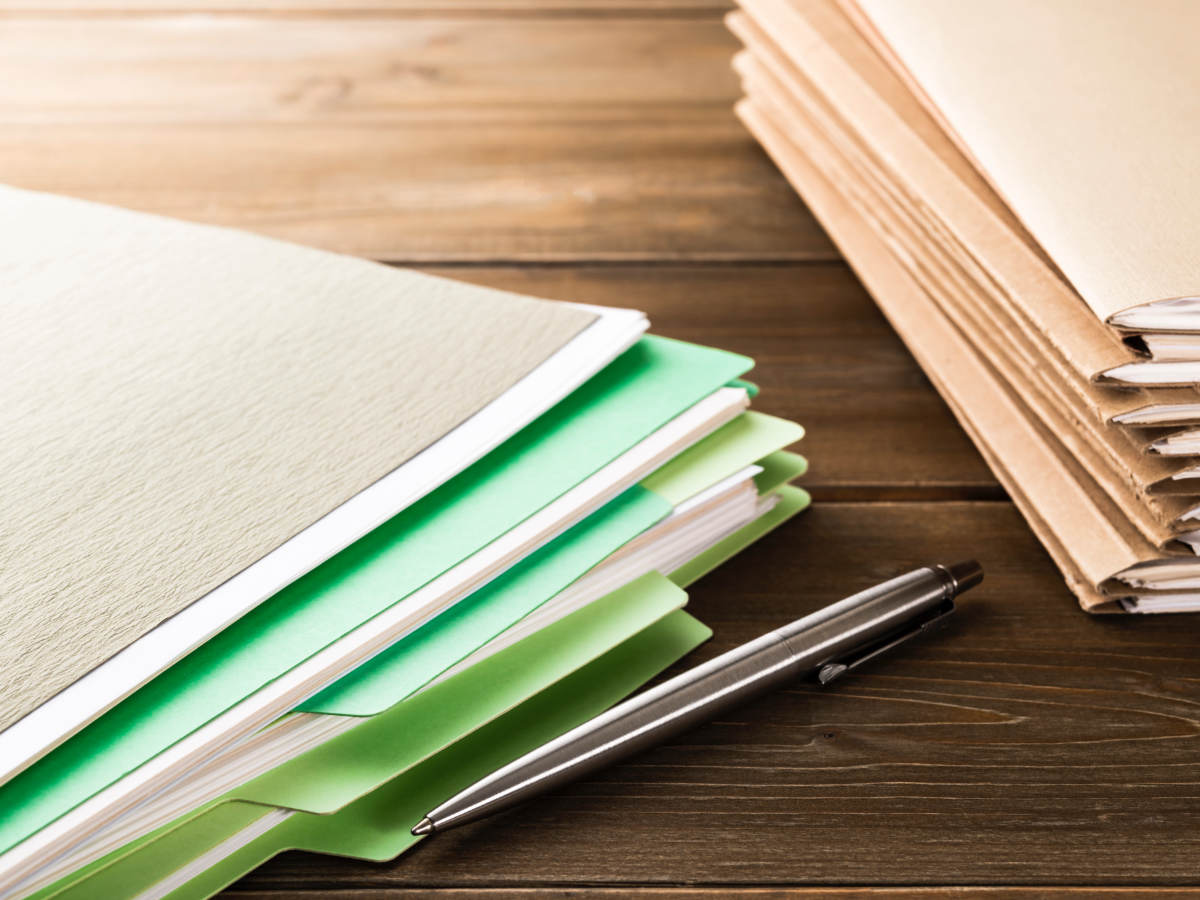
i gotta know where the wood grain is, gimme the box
[0,2,733,11]
[422,264,998,495]
[0,120,828,261]
[236,502,1200,889]
[0,18,740,122]
[227,892,1200,899]
[0,12,831,260]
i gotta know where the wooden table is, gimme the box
[7,2,1199,896]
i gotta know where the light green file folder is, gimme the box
[17,417,804,898]
[182,611,712,900]
[294,486,669,717]
[40,575,704,900]
[38,483,810,900]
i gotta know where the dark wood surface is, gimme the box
[6,2,1198,895]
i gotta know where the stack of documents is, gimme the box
[0,185,809,899]
[727,0,1200,613]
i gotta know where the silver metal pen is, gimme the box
[412,560,982,836]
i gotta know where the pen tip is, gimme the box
[411,817,435,836]
[944,560,983,595]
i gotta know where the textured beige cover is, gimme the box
[850,0,1200,322]
[0,185,593,731]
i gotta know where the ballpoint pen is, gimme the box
[412,560,982,836]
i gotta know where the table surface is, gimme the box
[8,1,1199,896]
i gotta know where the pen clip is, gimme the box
[816,600,955,685]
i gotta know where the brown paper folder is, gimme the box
[730,0,1200,610]
[845,0,1200,333]
[727,13,1200,538]
[735,93,1156,611]
[733,0,1200,395]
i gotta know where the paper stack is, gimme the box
[0,185,809,899]
[727,0,1200,613]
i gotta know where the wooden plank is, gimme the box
[0,121,830,261]
[227,891,1200,899]
[0,18,741,123]
[0,2,733,11]
[422,264,997,494]
[234,501,1200,890]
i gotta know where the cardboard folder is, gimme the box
[4,387,807,898]
[736,95,1129,609]
[34,484,809,900]
[726,19,1200,543]
[843,0,1200,333]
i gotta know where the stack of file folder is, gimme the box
[0,185,809,899]
[728,0,1200,613]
